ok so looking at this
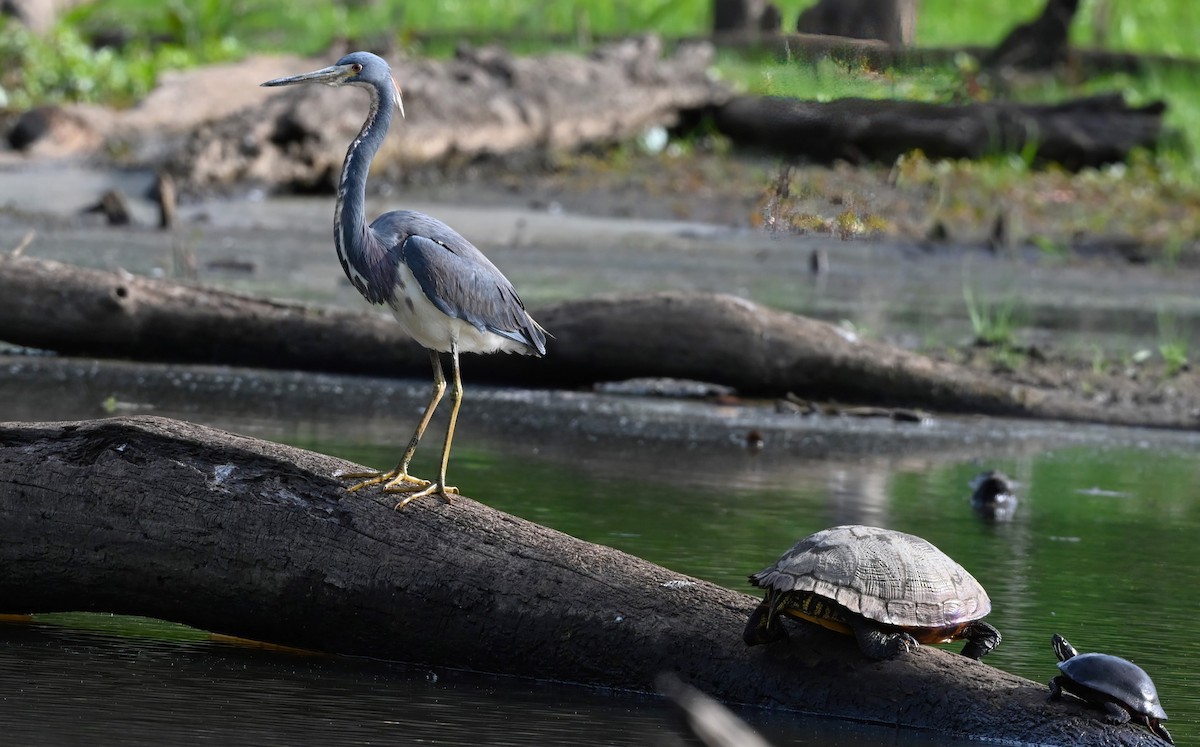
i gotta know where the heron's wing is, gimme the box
[398,228,546,355]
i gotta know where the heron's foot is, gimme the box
[340,469,431,494]
[387,481,458,510]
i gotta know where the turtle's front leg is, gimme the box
[960,621,1002,659]
[742,599,788,646]
[1101,701,1132,726]
[852,620,917,659]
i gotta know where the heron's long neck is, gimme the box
[334,82,396,301]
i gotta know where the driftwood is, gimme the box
[6,39,720,172]
[0,415,1164,746]
[173,37,723,192]
[0,254,1192,429]
[714,93,1165,170]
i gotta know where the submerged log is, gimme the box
[714,93,1165,170]
[0,254,1191,428]
[0,415,1161,746]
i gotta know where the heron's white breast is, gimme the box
[387,263,527,355]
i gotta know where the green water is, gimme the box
[1,358,1196,744]
[321,435,1199,743]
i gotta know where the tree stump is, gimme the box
[985,0,1081,71]
[796,0,919,47]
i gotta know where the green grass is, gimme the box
[2,0,1193,105]
[42,0,1200,58]
[963,283,1022,348]
[1157,310,1191,376]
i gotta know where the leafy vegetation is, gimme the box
[1,0,1195,102]
[0,16,239,109]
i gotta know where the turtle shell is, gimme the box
[1058,653,1169,721]
[749,525,990,630]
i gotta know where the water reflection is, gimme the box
[2,621,676,746]
[3,619,991,747]
[2,357,1198,745]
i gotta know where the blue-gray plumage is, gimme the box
[262,51,546,508]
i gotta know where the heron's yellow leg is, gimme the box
[388,342,462,509]
[343,349,444,493]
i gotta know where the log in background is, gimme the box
[3,254,1190,429]
[0,415,1162,746]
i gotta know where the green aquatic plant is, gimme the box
[963,283,1021,348]
[1160,341,1189,376]
[1157,310,1190,376]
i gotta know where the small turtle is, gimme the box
[743,525,1001,660]
[1049,633,1172,744]
[970,470,1018,522]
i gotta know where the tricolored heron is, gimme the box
[262,52,547,509]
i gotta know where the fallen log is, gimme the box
[0,254,409,377]
[0,254,1192,429]
[714,93,1165,170]
[0,415,1161,746]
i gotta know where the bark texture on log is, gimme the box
[175,37,723,192]
[714,93,1165,170]
[0,254,1192,429]
[0,416,1163,746]
[0,254,410,375]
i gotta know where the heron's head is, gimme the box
[261,51,404,116]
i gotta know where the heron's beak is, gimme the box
[260,63,356,88]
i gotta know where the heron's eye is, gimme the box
[352,63,363,73]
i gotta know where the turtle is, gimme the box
[742,525,1001,660]
[969,470,1019,522]
[1049,633,1172,744]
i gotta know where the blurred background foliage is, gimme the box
[0,0,1195,180]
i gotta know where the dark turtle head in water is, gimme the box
[1049,633,1172,744]
[970,470,1018,522]
[743,525,1001,660]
